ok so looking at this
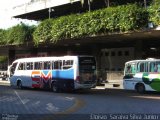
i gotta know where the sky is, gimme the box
[0,0,37,29]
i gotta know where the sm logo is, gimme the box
[31,70,52,88]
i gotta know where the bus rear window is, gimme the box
[79,57,96,71]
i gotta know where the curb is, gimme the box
[0,80,10,84]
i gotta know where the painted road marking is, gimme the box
[132,95,160,100]
[56,98,85,114]
[46,103,59,112]
[14,90,29,110]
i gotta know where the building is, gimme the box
[1,0,160,81]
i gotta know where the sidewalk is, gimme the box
[0,79,124,89]
[95,80,123,90]
[106,80,123,89]
[0,79,10,85]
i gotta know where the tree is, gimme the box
[33,19,53,45]
[0,29,7,45]
[6,23,35,45]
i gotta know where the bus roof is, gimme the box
[125,58,160,64]
[12,55,94,63]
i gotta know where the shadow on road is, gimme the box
[1,83,160,101]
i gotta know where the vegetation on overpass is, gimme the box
[0,0,159,46]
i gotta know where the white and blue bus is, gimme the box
[9,56,97,92]
[123,58,160,93]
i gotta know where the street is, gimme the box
[0,82,160,120]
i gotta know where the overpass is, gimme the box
[0,0,160,82]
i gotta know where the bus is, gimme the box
[9,56,97,92]
[123,58,160,93]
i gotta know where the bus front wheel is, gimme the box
[136,84,145,94]
[17,80,23,89]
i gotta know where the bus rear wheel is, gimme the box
[136,84,145,94]
[52,82,59,93]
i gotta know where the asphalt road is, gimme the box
[0,82,160,120]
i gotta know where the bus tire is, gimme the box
[136,83,145,94]
[52,82,59,93]
[17,80,23,89]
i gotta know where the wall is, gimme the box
[99,47,134,81]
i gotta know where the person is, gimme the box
[127,65,131,73]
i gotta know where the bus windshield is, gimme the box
[125,62,136,75]
[10,62,18,77]
[79,57,96,72]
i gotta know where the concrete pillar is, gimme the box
[91,45,101,68]
[91,45,104,79]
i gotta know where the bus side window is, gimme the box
[157,62,160,72]
[140,63,144,72]
[137,63,140,72]
[153,62,160,72]
[44,61,51,70]
[54,61,59,69]
[63,60,73,69]
[51,61,54,69]
[34,62,43,70]
[150,62,157,72]
[139,63,146,72]
[145,62,148,72]
[18,62,25,70]
[137,62,148,72]
[59,60,62,69]
[26,62,33,70]
[53,60,62,70]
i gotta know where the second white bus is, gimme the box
[123,58,160,93]
[9,56,97,92]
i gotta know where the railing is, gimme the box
[12,0,80,17]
